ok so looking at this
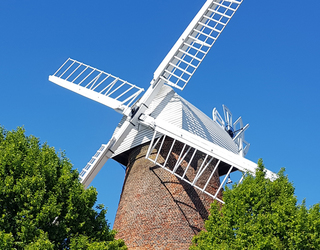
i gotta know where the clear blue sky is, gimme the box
[1,0,320,227]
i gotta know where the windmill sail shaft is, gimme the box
[49,76,125,113]
[153,0,243,90]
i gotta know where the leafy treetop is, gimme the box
[0,126,127,250]
[191,159,320,250]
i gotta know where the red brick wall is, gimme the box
[113,138,222,249]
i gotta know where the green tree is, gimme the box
[191,159,320,250]
[0,126,126,249]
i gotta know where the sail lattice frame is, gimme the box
[146,133,233,203]
[49,58,144,113]
[140,115,277,203]
[153,0,243,90]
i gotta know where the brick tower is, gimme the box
[113,139,222,249]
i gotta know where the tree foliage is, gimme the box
[191,159,320,249]
[0,126,126,249]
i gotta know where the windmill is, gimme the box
[49,0,276,249]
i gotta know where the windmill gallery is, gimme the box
[49,0,276,249]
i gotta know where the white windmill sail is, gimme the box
[153,0,243,90]
[140,114,277,203]
[79,143,110,189]
[49,58,144,115]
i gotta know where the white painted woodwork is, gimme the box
[48,0,276,202]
